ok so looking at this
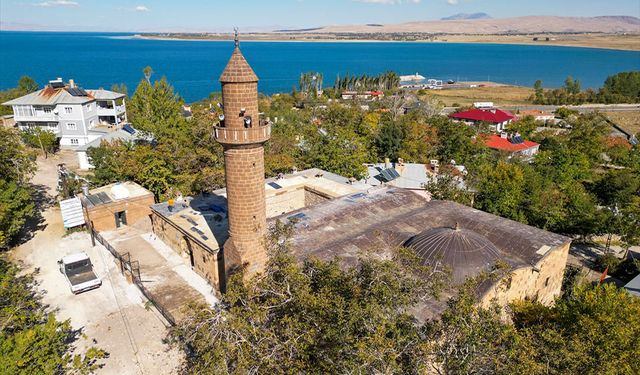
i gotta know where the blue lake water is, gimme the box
[1,31,639,103]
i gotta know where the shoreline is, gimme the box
[125,34,640,52]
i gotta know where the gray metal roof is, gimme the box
[624,274,640,297]
[3,86,94,106]
[76,128,139,152]
[87,89,125,101]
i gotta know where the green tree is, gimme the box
[21,127,58,158]
[17,76,39,93]
[475,161,527,222]
[128,76,186,138]
[171,222,448,374]
[510,283,640,375]
[375,116,404,160]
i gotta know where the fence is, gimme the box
[92,228,176,326]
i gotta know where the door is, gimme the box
[115,211,127,228]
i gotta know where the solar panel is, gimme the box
[389,168,401,178]
[67,87,88,97]
[122,124,136,135]
[210,204,226,213]
[350,193,367,200]
[96,192,112,203]
[268,182,282,189]
[287,212,306,221]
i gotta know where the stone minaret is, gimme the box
[214,32,271,280]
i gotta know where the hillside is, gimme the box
[441,13,492,21]
[302,15,640,35]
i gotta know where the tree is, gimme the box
[21,127,58,158]
[171,222,448,374]
[510,283,640,375]
[0,180,34,249]
[110,83,128,97]
[0,257,107,374]
[143,66,154,83]
[17,76,39,93]
[0,127,36,249]
[375,115,404,160]
[533,79,544,103]
[475,161,527,223]
[128,76,185,138]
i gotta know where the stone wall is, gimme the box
[304,187,332,207]
[480,242,570,307]
[150,211,223,289]
[85,194,155,232]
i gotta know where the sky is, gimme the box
[1,0,639,32]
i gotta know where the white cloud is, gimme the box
[34,0,79,7]
[447,0,459,5]
[135,5,150,12]
[354,0,421,4]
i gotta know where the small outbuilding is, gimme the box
[81,181,154,232]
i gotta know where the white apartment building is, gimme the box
[2,78,128,148]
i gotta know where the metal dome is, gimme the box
[404,225,502,284]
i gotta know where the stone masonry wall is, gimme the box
[222,82,259,130]
[480,242,570,308]
[151,211,222,289]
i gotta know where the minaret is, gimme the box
[214,30,271,280]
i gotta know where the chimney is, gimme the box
[81,183,89,196]
[69,79,75,88]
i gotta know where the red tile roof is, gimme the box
[449,108,515,123]
[483,134,540,152]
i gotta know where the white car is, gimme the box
[58,252,102,294]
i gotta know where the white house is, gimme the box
[2,78,128,149]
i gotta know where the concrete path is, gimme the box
[100,226,218,322]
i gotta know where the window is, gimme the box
[70,139,79,145]
[66,122,77,130]
[44,107,52,114]
[65,107,73,114]
[14,105,35,117]
[26,122,36,127]
[85,104,92,111]
[544,277,550,287]
[47,123,58,130]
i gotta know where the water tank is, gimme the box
[110,184,130,200]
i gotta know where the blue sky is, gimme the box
[1,0,639,32]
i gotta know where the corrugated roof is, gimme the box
[449,108,514,123]
[483,134,540,152]
[87,89,125,100]
[3,86,94,106]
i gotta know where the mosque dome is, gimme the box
[404,224,502,284]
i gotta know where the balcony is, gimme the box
[213,123,271,145]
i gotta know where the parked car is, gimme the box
[447,79,456,84]
[58,252,102,294]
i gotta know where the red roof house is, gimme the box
[483,134,540,159]
[449,108,515,132]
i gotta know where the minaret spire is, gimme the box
[234,27,239,48]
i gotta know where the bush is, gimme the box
[595,252,622,273]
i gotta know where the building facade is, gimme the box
[2,78,127,148]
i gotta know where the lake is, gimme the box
[1,31,639,103]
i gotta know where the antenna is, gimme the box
[233,27,239,47]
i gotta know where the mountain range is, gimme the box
[441,13,492,21]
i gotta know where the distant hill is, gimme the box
[299,15,640,35]
[441,13,492,21]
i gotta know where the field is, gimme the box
[423,85,534,107]
[432,34,640,52]
[603,111,640,136]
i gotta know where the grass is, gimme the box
[603,111,640,136]
[423,85,534,107]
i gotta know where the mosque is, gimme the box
[149,35,571,317]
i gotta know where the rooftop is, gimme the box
[483,134,540,152]
[82,181,153,208]
[219,47,258,83]
[3,80,124,106]
[271,187,570,317]
[624,273,640,297]
[77,126,140,152]
[150,169,372,253]
[449,108,515,124]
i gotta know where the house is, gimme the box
[81,181,154,232]
[483,133,540,159]
[449,107,515,132]
[517,109,555,123]
[76,125,141,170]
[341,91,385,101]
[2,78,128,148]
[365,159,467,196]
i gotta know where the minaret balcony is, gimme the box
[213,123,271,145]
